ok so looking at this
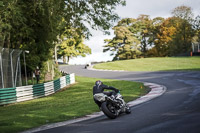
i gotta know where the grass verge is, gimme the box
[94,57,200,71]
[0,76,149,133]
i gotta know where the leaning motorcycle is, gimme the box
[94,92,131,119]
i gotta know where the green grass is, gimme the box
[0,76,148,133]
[94,57,200,71]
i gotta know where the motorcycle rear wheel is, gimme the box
[101,102,118,119]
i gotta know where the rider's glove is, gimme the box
[116,89,120,93]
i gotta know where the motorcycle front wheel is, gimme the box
[125,104,131,114]
[101,102,118,119]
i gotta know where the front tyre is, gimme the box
[125,105,131,114]
[101,102,117,119]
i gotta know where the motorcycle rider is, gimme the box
[93,80,120,108]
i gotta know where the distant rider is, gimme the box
[93,80,119,108]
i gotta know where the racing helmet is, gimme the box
[95,80,102,86]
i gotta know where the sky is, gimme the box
[66,0,200,65]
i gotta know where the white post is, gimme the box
[0,49,4,88]
[15,56,20,87]
[10,50,14,87]
[18,54,22,86]
[23,51,28,85]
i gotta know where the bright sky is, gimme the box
[66,0,200,65]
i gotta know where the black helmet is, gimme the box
[95,80,102,86]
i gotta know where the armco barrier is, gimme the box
[0,73,75,105]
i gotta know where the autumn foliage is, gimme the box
[104,5,199,60]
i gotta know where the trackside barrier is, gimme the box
[0,73,75,105]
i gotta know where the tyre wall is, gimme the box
[0,73,75,105]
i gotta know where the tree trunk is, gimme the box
[141,35,147,57]
[63,55,66,63]
[67,56,70,64]
[4,33,10,48]
[0,34,5,48]
[55,44,58,65]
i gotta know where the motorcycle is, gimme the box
[94,91,131,119]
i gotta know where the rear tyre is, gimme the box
[101,102,117,119]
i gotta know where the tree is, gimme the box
[171,5,194,20]
[153,18,176,56]
[149,17,165,44]
[137,15,152,56]
[0,0,125,71]
[0,0,65,72]
[58,28,91,64]
[126,15,153,57]
[62,0,126,38]
[171,5,195,55]
[104,21,140,60]
[104,15,160,60]
[146,17,165,57]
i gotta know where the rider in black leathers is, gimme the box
[93,80,119,108]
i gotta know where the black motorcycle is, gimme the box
[94,92,131,119]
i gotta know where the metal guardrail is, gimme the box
[0,73,75,105]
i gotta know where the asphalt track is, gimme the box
[38,65,200,133]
